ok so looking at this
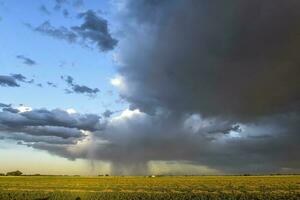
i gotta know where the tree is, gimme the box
[6,170,23,176]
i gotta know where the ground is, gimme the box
[0,175,299,199]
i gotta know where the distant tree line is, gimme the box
[0,170,23,176]
[98,174,110,177]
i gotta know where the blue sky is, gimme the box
[0,0,128,174]
[0,0,124,114]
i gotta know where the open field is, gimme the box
[0,175,299,200]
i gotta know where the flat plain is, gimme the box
[0,175,299,200]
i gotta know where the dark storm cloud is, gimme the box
[62,75,100,97]
[1,108,298,175]
[30,142,87,160]
[8,133,79,145]
[118,0,300,121]
[27,10,117,52]
[0,106,104,147]
[0,75,19,87]
[82,0,300,174]
[0,108,103,132]
[2,125,83,139]
[16,55,37,66]
[39,5,51,15]
[22,126,83,138]
[209,124,241,135]
[85,111,299,175]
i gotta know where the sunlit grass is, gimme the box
[0,175,299,199]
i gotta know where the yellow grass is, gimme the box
[0,175,299,199]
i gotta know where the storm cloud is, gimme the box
[89,0,300,174]
[27,108,297,175]
[88,110,300,175]
[0,106,104,146]
[116,0,300,121]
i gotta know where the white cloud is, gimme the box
[17,106,32,113]
[110,75,125,89]
[66,108,77,114]
[112,108,142,122]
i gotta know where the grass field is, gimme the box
[0,175,299,200]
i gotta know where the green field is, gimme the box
[0,176,299,200]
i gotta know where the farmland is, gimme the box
[0,175,299,200]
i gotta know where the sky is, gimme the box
[0,0,299,175]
